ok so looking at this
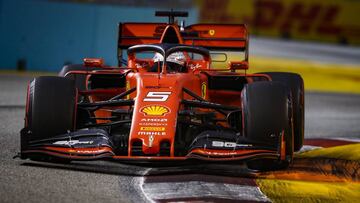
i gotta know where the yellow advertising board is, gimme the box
[197,0,360,45]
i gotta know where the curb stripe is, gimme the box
[304,138,358,148]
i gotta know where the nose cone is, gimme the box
[128,74,183,156]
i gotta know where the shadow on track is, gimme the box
[20,160,256,177]
[20,156,360,181]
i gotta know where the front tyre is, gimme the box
[258,72,304,151]
[242,81,293,171]
[26,76,76,141]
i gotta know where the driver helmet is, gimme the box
[153,52,186,66]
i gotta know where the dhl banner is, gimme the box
[197,0,360,45]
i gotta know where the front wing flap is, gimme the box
[20,129,115,160]
[20,129,281,162]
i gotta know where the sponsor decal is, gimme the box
[149,135,154,147]
[138,131,166,136]
[141,118,167,122]
[140,127,166,131]
[126,81,131,99]
[140,105,170,116]
[189,63,202,71]
[53,140,94,146]
[199,0,360,45]
[139,118,168,126]
[144,91,171,102]
[70,150,99,154]
[139,122,167,126]
[201,82,207,99]
[212,141,252,148]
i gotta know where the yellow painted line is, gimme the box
[0,70,56,77]
[296,143,360,161]
[249,56,360,94]
[257,179,360,203]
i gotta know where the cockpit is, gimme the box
[127,44,210,73]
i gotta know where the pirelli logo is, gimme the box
[140,127,166,131]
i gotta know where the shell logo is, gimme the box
[140,105,170,116]
[209,29,215,36]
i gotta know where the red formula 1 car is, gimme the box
[20,11,304,170]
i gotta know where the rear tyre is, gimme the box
[27,76,76,141]
[242,81,293,171]
[258,72,304,151]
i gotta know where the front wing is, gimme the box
[20,128,284,163]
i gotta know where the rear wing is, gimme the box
[118,23,249,65]
[183,24,248,52]
[118,23,167,48]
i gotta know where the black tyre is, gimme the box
[242,81,293,171]
[258,72,304,151]
[27,76,76,141]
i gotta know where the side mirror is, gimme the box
[83,58,104,67]
[229,61,248,71]
[210,52,227,62]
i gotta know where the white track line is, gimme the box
[135,168,154,203]
[141,181,271,202]
[298,145,323,153]
[330,137,360,143]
